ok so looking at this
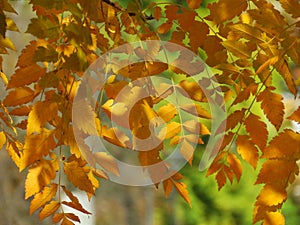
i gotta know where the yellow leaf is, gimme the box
[245,113,268,150]
[3,87,35,107]
[39,201,60,220]
[262,211,285,225]
[27,101,58,134]
[165,121,181,139]
[236,135,259,169]
[0,131,6,150]
[21,130,56,170]
[64,160,94,193]
[157,103,177,123]
[178,80,206,102]
[25,158,59,199]
[30,184,58,215]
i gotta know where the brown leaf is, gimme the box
[3,87,35,107]
[245,113,268,150]
[257,87,284,130]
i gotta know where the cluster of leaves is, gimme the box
[0,0,300,224]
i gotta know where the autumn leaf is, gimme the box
[25,158,59,199]
[3,87,35,107]
[39,201,60,220]
[236,135,259,169]
[257,87,284,130]
[207,0,248,24]
[64,159,94,194]
[245,113,268,150]
[21,129,56,170]
[30,184,58,215]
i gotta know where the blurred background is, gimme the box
[1,0,300,225]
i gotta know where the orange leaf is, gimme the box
[288,106,300,123]
[163,179,173,198]
[186,0,202,9]
[256,184,287,206]
[262,211,285,225]
[3,87,35,107]
[256,159,298,185]
[30,184,58,215]
[21,130,56,170]
[25,158,59,199]
[64,160,94,193]
[172,180,191,207]
[39,201,60,220]
[262,129,300,159]
[7,64,46,89]
[236,135,259,169]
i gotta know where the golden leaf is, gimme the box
[30,184,58,215]
[262,211,285,225]
[64,160,94,193]
[157,103,177,123]
[236,135,259,169]
[39,201,60,220]
[256,184,287,206]
[27,101,58,134]
[165,121,181,139]
[163,178,173,198]
[172,180,191,207]
[25,158,59,199]
[21,130,56,170]
[0,131,6,150]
